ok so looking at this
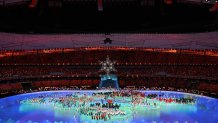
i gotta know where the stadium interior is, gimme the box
[0,47,218,98]
[0,0,218,123]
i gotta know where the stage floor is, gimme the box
[0,90,218,123]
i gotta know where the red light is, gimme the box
[29,0,38,8]
[164,0,173,5]
[209,3,218,12]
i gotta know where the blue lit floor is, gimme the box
[0,90,218,123]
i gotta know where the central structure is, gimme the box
[99,56,119,89]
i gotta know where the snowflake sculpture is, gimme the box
[99,56,116,75]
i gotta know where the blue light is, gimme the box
[0,90,217,123]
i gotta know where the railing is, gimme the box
[177,0,217,4]
[0,32,218,50]
[0,0,29,7]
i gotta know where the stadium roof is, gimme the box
[0,32,218,50]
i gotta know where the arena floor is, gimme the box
[0,90,218,123]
